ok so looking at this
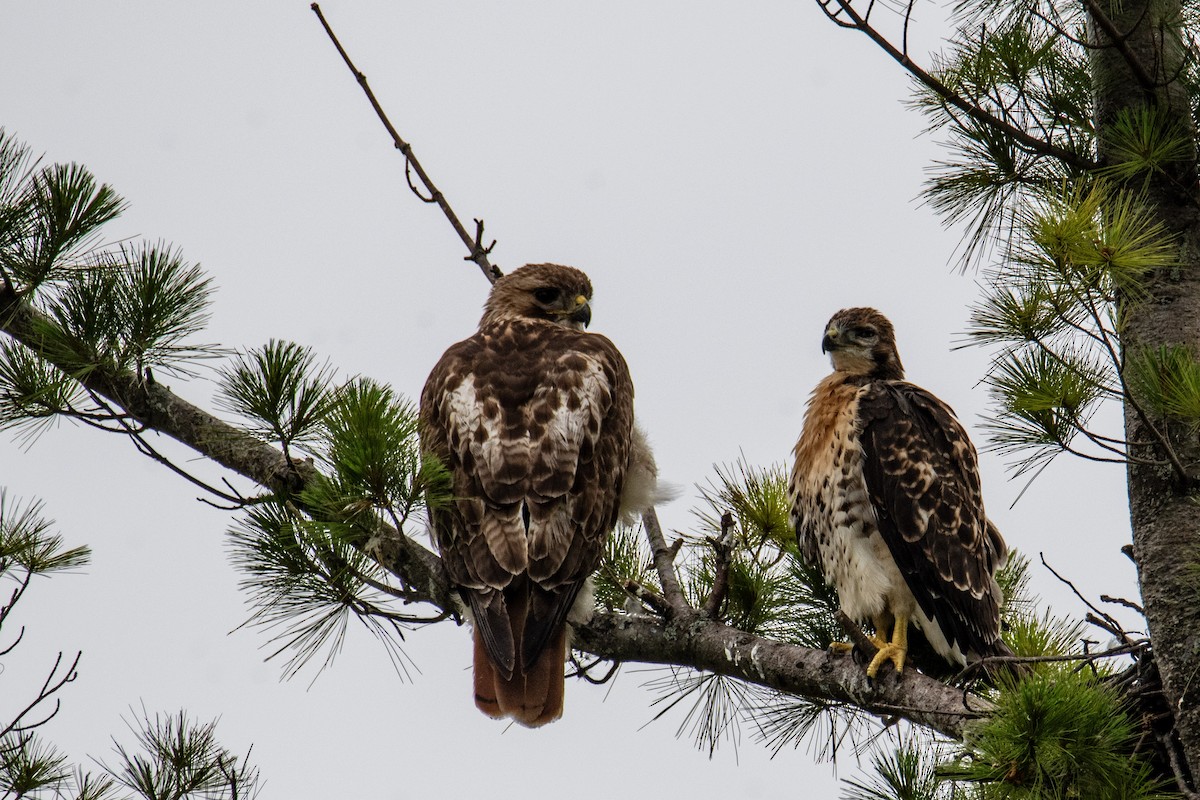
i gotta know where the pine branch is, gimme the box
[0,286,452,610]
[575,610,992,740]
[815,0,1098,172]
[1082,0,1158,92]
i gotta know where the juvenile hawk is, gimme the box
[421,263,654,726]
[789,308,1011,677]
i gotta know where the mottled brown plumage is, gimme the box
[420,264,637,726]
[789,308,1011,677]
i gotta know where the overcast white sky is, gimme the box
[0,3,1140,798]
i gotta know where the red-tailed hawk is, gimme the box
[421,263,655,726]
[789,307,1011,678]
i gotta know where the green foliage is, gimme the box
[747,690,866,760]
[37,243,216,376]
[227,497,417,680]
[964,268,1084,349]
[1019,183,1176,300]
[980,344,1109,474]
[914,13,1093,269]
[649,458,850,757]
[643,669,768,757]
[70,769,123,800]
[839,671,1167,800]
[689,549,799,638]
[0,487,252,799]
[778,554,843,651]
[103,709,260,800]
[0,490,89,575]
[217,339,335,453]
[0,133,126,293]
[0,734,72,798]
[0,132,42,274]
[993,551,1035,621]
[319,378,447,519]
[842,737,951,800]
[693,459,793,554]
[684,458,839,644]
[1002,609,1087,665]
[0,338,88,438]
[227,378,446,679]
[992,552,1087,665]
[964,181,1178,474]
[1099,105,1196,190]
[0,132,217,445]
[594,522,658,612]
[943,670,1169,799]
[1128,344,1200,424]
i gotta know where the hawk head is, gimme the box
[821,307,905,380]
[481,263,594,330]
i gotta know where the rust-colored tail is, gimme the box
[473,624,566,727]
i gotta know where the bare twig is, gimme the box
[0,650,81,738]
[1041,552,1139,646]
[835,610,880,661]
[623,579,672,617]
[701,511,736,619]
[310,3,502,285]
[814,0,1098,172]
[641,506,691,617]
[1101,594,1146,615]
[1082,0,1158,91]
[567,654,620,685]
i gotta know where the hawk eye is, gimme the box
[533,287,560,304]
[853,325,877,339]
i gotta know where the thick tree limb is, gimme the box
[576,610,990,740]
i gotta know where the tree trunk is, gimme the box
[1091,0,1200,780]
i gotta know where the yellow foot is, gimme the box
[865,642,907,678]
[830,632,888,657]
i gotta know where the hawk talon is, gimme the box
[865,614,908,678]
[865,643,907,679]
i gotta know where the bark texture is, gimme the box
[1091,0,1200,778]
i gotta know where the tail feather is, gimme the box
[506,626,567,727]
[473,627,504,719]
[470,583,569,727]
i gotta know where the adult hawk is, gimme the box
[421,263,656,726]
[788,307,1011,678]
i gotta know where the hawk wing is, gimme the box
[420,319,633,676]
[856,381,1008,660]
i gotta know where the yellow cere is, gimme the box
[575,295,588,307]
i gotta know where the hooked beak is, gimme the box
[821,325,840,353]
[569,295,591,328]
